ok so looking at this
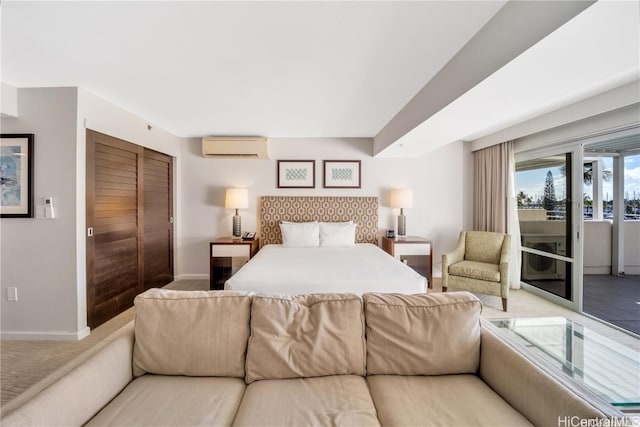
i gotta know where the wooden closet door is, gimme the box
[143,148,174,290]
[86,130,143,328]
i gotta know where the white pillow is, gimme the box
[319,221,356,247]
[280,221,320,247]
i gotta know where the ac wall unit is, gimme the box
[202,137,269,159]
[522,235,566,281]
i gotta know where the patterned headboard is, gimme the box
[260,196,379,245]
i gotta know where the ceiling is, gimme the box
[585,130,640,156]
[2,1,639,156]
[1,1,505,137]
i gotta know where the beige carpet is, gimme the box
[1,279,638,408]
[0,280,204,406]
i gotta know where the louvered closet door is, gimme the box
[143,148,173,290]
[86,130,143,329]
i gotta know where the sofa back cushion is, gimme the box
[245,293,366,383]
[364,292,481,376]
[133,289,251,378]
[464,231,505,264]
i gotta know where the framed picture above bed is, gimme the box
[323,160,361,189]
[277,160,315,188]
[1,133,34,218]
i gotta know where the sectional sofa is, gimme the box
[1,289,621,426]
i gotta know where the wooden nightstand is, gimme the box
[209,238,260,290]
[382,236,433,289]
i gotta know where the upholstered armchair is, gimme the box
[442,231,511,311]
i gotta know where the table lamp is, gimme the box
[390,188,413,237]
[225,188,249,238]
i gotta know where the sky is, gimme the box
[516,154,640,202]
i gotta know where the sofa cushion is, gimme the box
[364,292,481,375]
[133,289,251,378]
[233,375,380,427]
[87,376,245,427]
[367,374,532,427]
[245,293,366,383]
[449,260,500,282]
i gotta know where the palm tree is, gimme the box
[517,191,533,208]
[559,163,612,185]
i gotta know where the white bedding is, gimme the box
[225,243,427,295]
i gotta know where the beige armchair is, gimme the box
[442,231,511,311]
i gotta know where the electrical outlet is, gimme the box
[7,287,18,302]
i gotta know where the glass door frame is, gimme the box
[514,143,584,313]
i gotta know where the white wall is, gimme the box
[1,87,81,339]
[583,220,612,275]
[623,221,640,275]
[583,220,639,274]
[77,89,182,158]
[0,87,184,340]
[178,138,465,278]
[461,142,474,231]
[1,82,18,117]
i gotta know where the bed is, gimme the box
[224,196,428,295]
[225,243,427,294]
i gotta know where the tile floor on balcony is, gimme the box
[583,274,640,335]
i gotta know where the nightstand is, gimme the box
[382,236,433,288]
[209,238,260,290]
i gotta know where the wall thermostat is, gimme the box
[44,197,55,219]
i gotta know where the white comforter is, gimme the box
[225,243,427,295]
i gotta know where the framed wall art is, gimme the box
[277,160,315,188]
[323,160,361,189]
[1,134,34,218]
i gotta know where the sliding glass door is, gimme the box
[515,146,583,311]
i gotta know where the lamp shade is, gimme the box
[225,188,249,209]
[390,188,413,209]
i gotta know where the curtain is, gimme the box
[473,141,522,289]
[474,142,510,232]
[507,147,522,289]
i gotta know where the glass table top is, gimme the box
[490,317,640,408]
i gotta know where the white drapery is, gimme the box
[473,141,522,289]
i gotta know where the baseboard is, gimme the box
[432,262,442,278]
[174,274,208,281]
[584,267,640,275]
[584,267,611,275]
[2,326,91,341]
